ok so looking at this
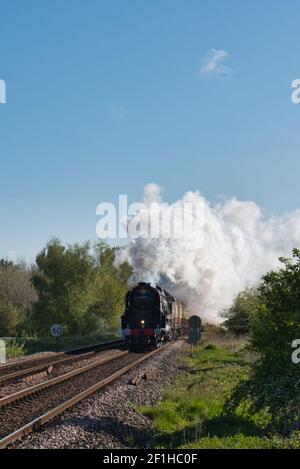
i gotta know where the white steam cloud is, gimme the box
[116,184,300,323]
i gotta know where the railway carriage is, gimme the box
[121,282,189,351]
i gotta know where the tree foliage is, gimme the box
[0,260,37,336]
[0,298,19,336]
[250,249,300,368]
[31,239,96,335]
[228,249,300,434]
[222,288,260,336]
[89,242,133,331]
[0,259,37,309]
[30,239,133,336]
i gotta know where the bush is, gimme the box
[222,288,260,336]
[0,299,19,336]
[228,249,300,434]
[4,339,26,359]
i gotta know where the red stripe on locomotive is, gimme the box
[130,328,156,336]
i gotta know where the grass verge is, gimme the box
[4,334,119,356]
[141,333,300,449]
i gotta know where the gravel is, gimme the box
[0,348,125,398]
[10,339,188,449]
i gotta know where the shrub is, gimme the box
[4,339,26,359]
[228,249,300,434]
[222,288,260,336]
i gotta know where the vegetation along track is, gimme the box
[0,344,166,449]
[0,338,125,382]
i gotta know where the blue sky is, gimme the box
[0,0,299,261]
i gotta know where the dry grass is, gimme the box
[201,324,248,353]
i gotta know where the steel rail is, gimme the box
[0,354,91,383]
[0,338,125,375]
[0,342,126,383]
[0,350,128,407]
[0,345,164,449]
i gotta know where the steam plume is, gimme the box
[116,184,300,323]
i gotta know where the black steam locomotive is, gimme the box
[121,282,189,351]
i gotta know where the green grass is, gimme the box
[183,433,300,449]
[4,333,119,356]
[4,339,26,359]
[141,334,300,449]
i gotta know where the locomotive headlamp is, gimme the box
[140,320,145,328]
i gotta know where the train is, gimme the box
[121,282,190,351]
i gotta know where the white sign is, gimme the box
[0,339,6,364]
[50,324,63,337]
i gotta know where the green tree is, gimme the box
[0,259,37,335]
[89,242,133,331]
[222,288,260,336]
[250,249,300,371]
[0,298,19,336]
[0,259,37,309]
[31,239,96,335]
[30,239,133,336]
[228,249,300,434]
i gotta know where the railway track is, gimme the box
[0,344,165,449]
[0,338,125,382]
